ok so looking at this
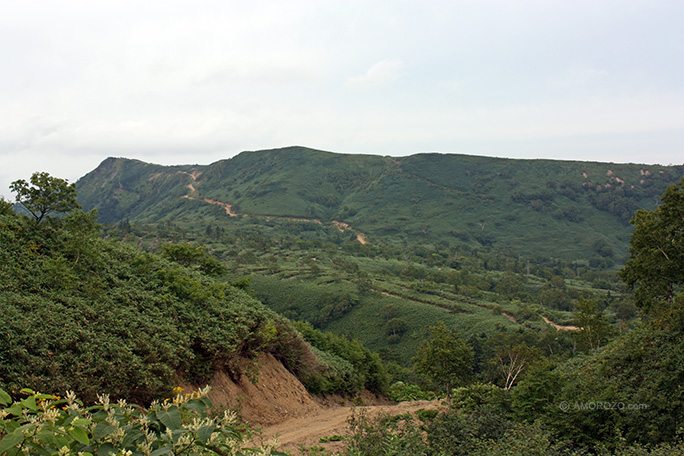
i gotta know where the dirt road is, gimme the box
[541,316,580,331]
[260,400,443,454]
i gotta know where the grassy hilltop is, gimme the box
[76,146,684,264]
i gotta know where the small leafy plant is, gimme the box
[0,386,285,455]
[318,435,345,443]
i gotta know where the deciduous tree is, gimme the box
[10,172,80,223]
[573,298,614,353]
[413,321,473,400]
[620,178,684,316]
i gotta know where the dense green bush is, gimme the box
[298,348,360,396]
[337,401,684,456]
[386,382,435,402]
[294,322,391,395]
[552,322,684,448]
[0,387,284,455]
[0,211,302,403]
[345,411,428,456]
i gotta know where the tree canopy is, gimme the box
[620,178,684,316]
[10,172,80,223]
[413,321,473,399]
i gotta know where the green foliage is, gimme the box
[573,298,616,352]
[511,360,564,421]
[620,178,684,316]
[294,322,391,395]
[0,197,13,216]
[385,318,409,340]
[80,155,637,368]
[412,322,473,399]
[345,410,429,456]
[300,347,360,396]
[337,400,684,456]
[13,165,684,454]
[451,383,509,413]
[318,434,345,443]
[548,321,684,449]
[386,382,435,402]
[0,210,302,402]
[76,148,684,263]
[426,407,517,455]
[0,387,284,455]
[10,172,80,223]
[160,242,227,277]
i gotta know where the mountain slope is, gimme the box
[0,206,392,402]
[0,208,299,402]
[76,146,684,263]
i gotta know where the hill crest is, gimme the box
[76,146,684,263]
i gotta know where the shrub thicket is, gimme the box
[0,210,301,402]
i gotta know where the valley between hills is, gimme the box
[2,146,684,455]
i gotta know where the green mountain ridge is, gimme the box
[76,146,684,264]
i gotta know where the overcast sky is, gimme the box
[1,0,683,198]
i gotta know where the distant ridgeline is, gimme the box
[76,146,684,264]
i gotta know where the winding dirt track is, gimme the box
[541,316,580,331]
[261,400,443,453]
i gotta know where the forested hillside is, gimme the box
[0,179,390,404]
[73,147,676,366]
[3,162,684,455]
[76,146,684,263]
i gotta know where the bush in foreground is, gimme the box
[0,387,284,455]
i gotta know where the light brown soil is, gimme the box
[332,221,368,244]
[185,354,321,426]
[203,198,240,217]
[183,193,369,244]
[503,312,518,323]
[261,399,443,454]
[541,315,580,331]
[185,353,443,454]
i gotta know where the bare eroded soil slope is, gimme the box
[186,353,321,426]
[189,353,443,453]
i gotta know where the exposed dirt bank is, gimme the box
[188,354,321,426]
[186,353,443,453]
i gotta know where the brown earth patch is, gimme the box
[183,353,442,453]
[203,198,240,217]
[197,354,321,426]
[541,315,580,331]
[503,312,518,323]
[332,220,368,244]
[261,399,444,453]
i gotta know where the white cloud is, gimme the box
[548,64,610,90]
[438,79,463,93]
[346,59,405,89]
[0,0,682,196]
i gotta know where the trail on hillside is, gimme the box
[183,191,369,244]
[260,400,443,453]
[541,315,580,331]
[202,198,240,216]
